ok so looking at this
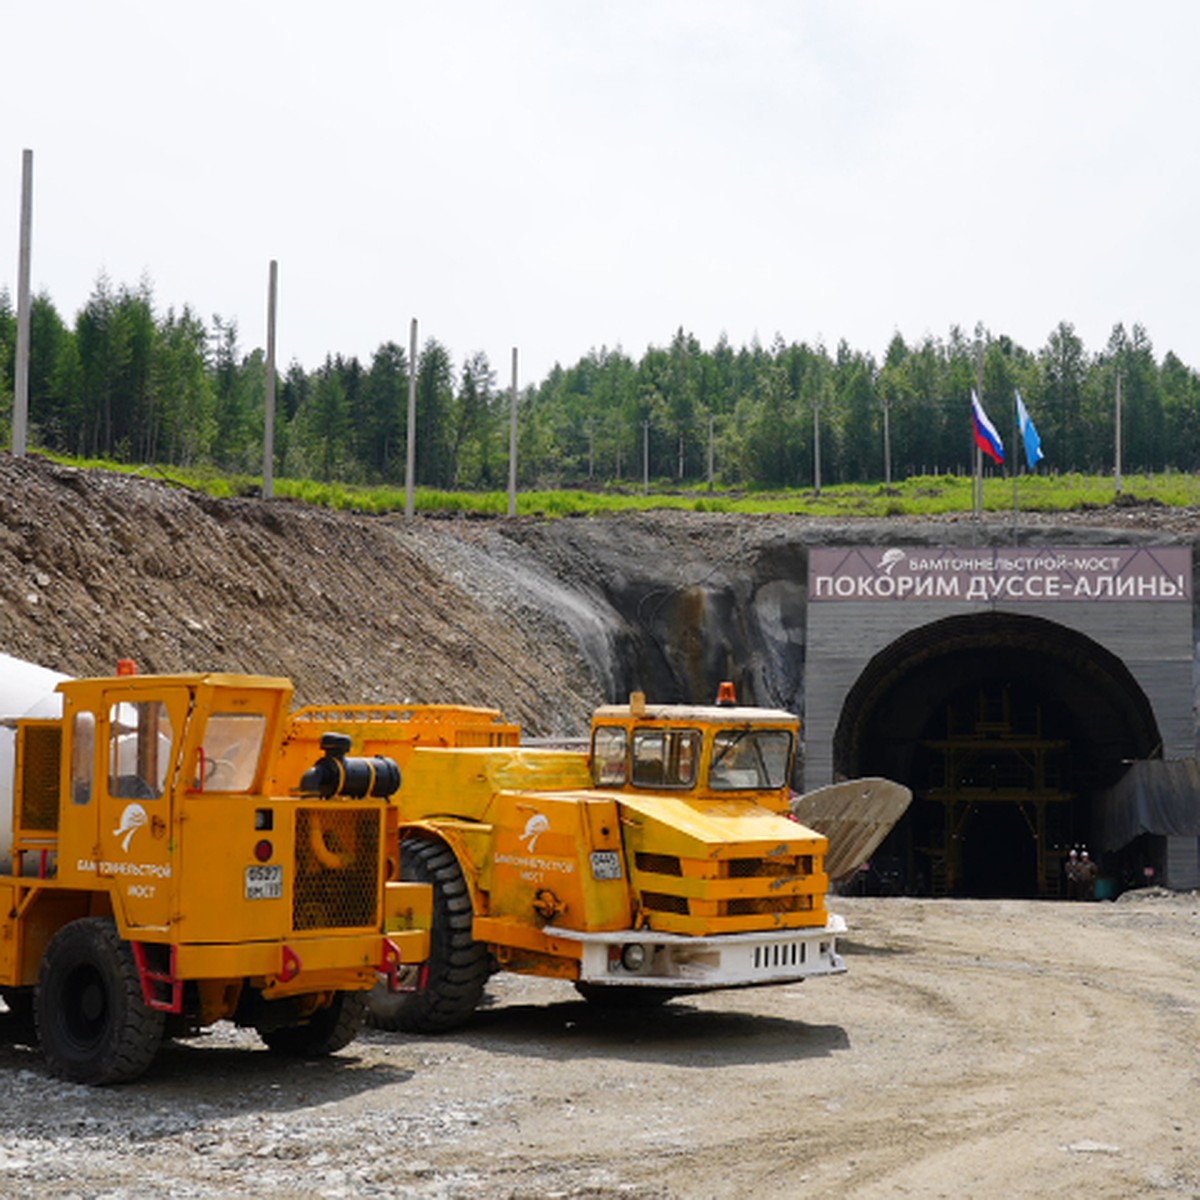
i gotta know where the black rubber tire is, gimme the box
[35,918,165,1085]
[258,990,367,1057]
[366,836,490,1033]
[573,983,678,1008]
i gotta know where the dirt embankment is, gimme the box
[4,453,1195,737]
[0,454,816,733]
[0,455,609,734]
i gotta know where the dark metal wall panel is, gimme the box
[1165,836,1200,890]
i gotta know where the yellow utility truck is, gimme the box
[0,659,430,1084]
[276,684,846,1032]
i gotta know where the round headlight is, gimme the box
[621,943,647,972]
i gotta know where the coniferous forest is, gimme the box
[3,275,1198,490]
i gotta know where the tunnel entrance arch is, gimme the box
[832,612,1162,898]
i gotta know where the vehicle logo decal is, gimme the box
[113,803,148,853]
[519,812,550,853]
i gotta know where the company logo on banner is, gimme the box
[810,547,1192,603]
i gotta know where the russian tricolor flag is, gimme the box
[971,390,1005,464]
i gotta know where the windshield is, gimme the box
[631,728,699,788]
[708,728,793,790]
[193,712,267,792]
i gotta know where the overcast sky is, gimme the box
[4,1,1198,383]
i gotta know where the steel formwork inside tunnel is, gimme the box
[828,612,1164,898]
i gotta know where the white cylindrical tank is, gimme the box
[0,653,72,871]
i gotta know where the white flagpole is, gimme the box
[1012,392,1020,530]
[969,345,979,523]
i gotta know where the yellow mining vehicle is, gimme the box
[275,684,847,1032]
[0,661,430,1083]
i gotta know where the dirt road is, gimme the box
[1,891,1195,1199]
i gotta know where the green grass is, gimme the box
[32,451,1198,519]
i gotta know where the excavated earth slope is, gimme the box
[3,453,1196,738]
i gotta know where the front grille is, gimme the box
[293,807,379,930]
[631,839,827,933]
[753,940,810,970]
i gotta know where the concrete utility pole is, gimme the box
[262,260,278,498]
[405,319,418,518]
[812,391,822,496]
[882,394,892,486]
[507,348,518,517]
[12,149,33,458]
[642,419,650,496]
[1114,367,1123,496]
[707,412,714,492]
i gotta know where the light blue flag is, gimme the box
[1015,389,1043,467]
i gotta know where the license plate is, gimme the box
[590,850,622,880]
[245,863,283,899]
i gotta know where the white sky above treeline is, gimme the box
[4,1,1198,382]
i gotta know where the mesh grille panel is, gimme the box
[727,854,815,878]
[293,807,379,930]
[728,893,815,916]
[635,852,682,876]
[20,724,62,831]
[640,891,689,915]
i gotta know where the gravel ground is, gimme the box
[2,890,1196,1200]
[3,457,1199,1196]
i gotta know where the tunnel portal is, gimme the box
[832,612,1162,898]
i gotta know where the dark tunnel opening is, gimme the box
[832,612,1161,898]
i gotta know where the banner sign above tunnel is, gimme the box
[810,546,1192,603]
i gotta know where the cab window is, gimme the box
[631,728,699,788]
[709,729,793,790]
[71,711,95,805]
[193,712,267,793]
[108,700,174,799]
[592,726,628,786]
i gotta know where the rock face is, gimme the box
[1,453,1196,738]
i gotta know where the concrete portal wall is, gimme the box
[1165,836,1200,890]
[804,590,1194,791]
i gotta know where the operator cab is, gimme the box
[588,683,799,801]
